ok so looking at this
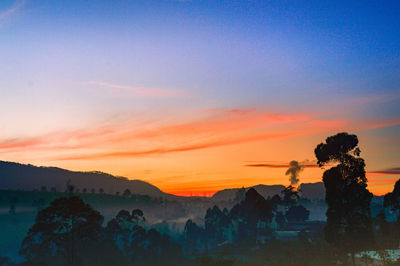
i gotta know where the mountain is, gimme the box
[0,160,168,197]
[298,182,325,201]
[212,183,327,202]
[212,184,286,201]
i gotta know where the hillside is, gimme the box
[0,160,168,197]
[212,184,286,201]
[212,183,327,202]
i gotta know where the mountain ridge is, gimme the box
[0,160,169,197]
[1,160,329,201]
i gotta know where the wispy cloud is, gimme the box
[1,108,399,161]
[368,167,400,175]
[244,161,320,168]
[54,129,317,160]
[87,81,185,98]
[0,0,25,27]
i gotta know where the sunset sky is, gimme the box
[1,0,399,196]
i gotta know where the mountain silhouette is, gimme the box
[212,183,327,201]
[0,160,167,197]
[298,182,326,200]
[1,160,329,201]
[212,184,286,201]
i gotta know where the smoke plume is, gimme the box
[286,160,303,186]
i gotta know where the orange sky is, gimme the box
[1,107,399,196]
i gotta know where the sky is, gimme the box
[0,0,399,196]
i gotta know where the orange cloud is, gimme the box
[368,167,400,175]
[55,129,317,160]
[1,108,398,164]
[245,161,320,168]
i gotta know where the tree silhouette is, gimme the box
[183,219,205,255]
[384,179,400,220]
[204,205,232,248]
[132,209,146,225]
[105,209,181,264]
[99,188,104,194]
[285,205,310,223]
[123,188,132,198]
[230,188,274,244]
[315,132,374,263]
[20,196,103,265]
[65,179,75,194]
[281,185,299,207]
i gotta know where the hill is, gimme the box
[212,183,327,202]
[212,184,286,201]
[0,160,168,197]
[298,182,325,201]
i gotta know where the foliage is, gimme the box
[285,205,310,222]
[281,185,299,207]
[183,219,206,255]
[315,132,374,256]
[384,179,400,219]
[229,188,274,244]
[205,206,232,248]
[19,196,103,265]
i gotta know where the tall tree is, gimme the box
[229,188,274,244]
[315,132,374,263]
[281,185,299,207]
[20,196,103,266]
[384,178,400,220]
[183,219,205,255]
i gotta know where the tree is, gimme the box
[384,179,400,220]
[204,205,232,248]
[65,179,75,194]
[123,189,132,198]
[383,179,400,248]
[105,210,182,264]
[285,205,310,223]
[99,188,104,194]
[20,196,103,265]
[281,185,299,207]
[315,132,374,263]
[91,188,96,193]
[131,209,146,226]
[183,219,205,255]
[229,188,274,244]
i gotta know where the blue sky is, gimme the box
[1,0,399,195]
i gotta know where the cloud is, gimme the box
[0,0,25,27]
[368,167,400,175]
[54,129,316,160]
[2,107,399,161]
[87,81,185,98]
[244,161,320,168]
